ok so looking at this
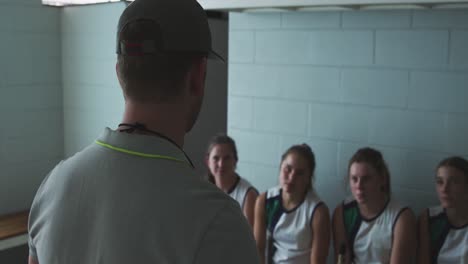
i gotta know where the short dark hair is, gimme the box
[437,156,468,182]
[348,147,391,195]
[117,20,205,103]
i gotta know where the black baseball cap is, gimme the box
[116,0,224,62]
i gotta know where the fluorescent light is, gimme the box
[433,3,468,9]
[297,5,355,11]
[360,4,429,10]
[243,7,293,12]
[42,0,120,7]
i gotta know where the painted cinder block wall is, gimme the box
[0,0,62,215]
[61,3,126,157]
[228,9,468,216]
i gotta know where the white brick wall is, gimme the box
[0,1,62,215]
[228,9,468,220]
[61,3,125,156]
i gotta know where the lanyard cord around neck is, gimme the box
[118,122,194,168]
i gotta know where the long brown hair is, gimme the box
[205,134,238,184]
[348,147,391,196]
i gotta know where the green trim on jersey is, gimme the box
[343,201,361,240]
[342,200,362,261]
[266,198,281,230]
[344,205,360,236]
[430,216,449,245]
[429,211,450,264]
[265,195,282,264]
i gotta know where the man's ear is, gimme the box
[115,62,126,96]
[116,62,123,85]
[188,57,207,97]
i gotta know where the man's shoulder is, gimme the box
[194,195,260,264]
[172,175,242,214]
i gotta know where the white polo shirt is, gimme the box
[28,128,259,264]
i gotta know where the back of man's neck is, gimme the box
[121,101,186,147]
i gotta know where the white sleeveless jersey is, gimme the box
[265,186,323,264]
[342,197,408,264]
[428,206,468,264]
[228,176,257,211]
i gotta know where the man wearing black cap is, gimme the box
[27,0,259,263]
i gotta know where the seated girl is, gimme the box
[418,156,468,263]
[205,134,258,227]
[254,144,330,264]
[332,147,416,264]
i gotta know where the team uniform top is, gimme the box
[265,186,323,264]
[228,176,257,211]
[427,205,468,264]
[342,197,408,264]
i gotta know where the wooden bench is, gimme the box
[0,211,29,251]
